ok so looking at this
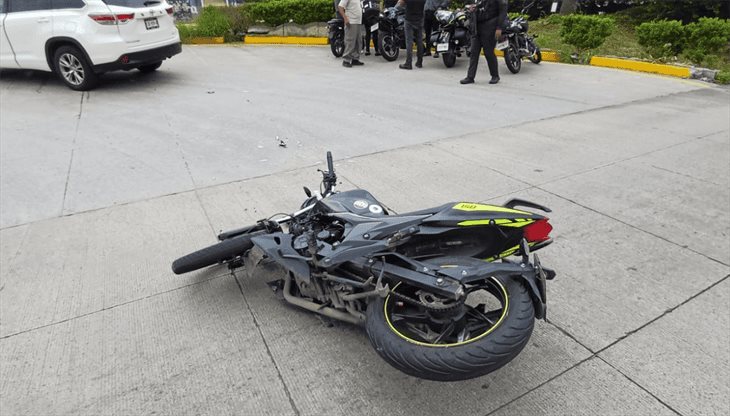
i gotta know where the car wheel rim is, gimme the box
[58,53,85,86]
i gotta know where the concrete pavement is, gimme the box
[1,45,728,415]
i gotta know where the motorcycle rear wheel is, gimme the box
[528,45,542,64]
[365,272,535,381]
[442,51,456,68]
[505,46,522,74]
[378,32,399,62]
[330,36,345,58]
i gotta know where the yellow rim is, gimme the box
[384,277,509,348]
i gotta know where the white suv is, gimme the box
[0,0,181,90]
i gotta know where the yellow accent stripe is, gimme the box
[245,36,329,45]
[589,56,690,78]
[384,278,509,348]
[457,219,534,227]
[452,203,529,214]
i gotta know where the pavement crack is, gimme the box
[537,189,730,267]
[484,356,596,416]
[232,271,301,416]
[596,356,684,416]
[0,272,229,340]
[594,273,730,356]
[60,92,85,216]
[650,164,724,186]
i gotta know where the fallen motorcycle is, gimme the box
[172,152,556,381]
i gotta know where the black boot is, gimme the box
[460,77,474,84]
[399,63,412,70]
[489,76,500,84]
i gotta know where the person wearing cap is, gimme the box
[460,0,507,84]
[339,0,365,67]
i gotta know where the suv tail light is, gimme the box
[89,13,135,25]
[524,219,552,242]
[166,7,174,16]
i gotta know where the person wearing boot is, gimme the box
[424,0,450,58]
[460,0,507,85]
[397,0,426,70]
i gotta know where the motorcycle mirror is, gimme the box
[303,186,312,198]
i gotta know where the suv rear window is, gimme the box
[104,0,161,6]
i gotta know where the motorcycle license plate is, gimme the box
[145,18,159,30]
[496,40,509,50]
[371,23,379,32]
[436,43,449,52]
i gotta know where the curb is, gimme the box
[240,36,691,78]
[245,36,328,45]
[589,56,690,78]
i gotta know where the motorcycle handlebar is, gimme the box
[327,151,334,175]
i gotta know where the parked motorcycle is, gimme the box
[327,18,345,58]
[499,1,542,74]
[431,8,472,68]
[327,1,380,59]
[172,152,557,381]
[377,6,406,62]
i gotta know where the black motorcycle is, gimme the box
[172,152,557,381]
[431,8,472,68]
[327,2,380,59]
[327,18,345,57]
[376,6,406,62]
[500,1,542,74]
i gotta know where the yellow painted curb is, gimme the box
[492,49,558,62]
[590,56,690,78]
[190,36,224,45]
[245,36,328,45]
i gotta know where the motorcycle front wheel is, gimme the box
[365,272,535,381]
[378,31,399,61]
[504,46,522,74]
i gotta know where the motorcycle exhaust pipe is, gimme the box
[282,274,365,326]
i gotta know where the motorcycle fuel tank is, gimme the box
[316,189,388,217]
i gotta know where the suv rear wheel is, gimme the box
[138,61,162,73]
[53,45,99,91]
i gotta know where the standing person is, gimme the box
[363,0,380,56]
[339,0,364,67]
[424,0,450,58]
[460,0,507,84]
[398,0,426,70]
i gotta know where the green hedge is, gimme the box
[684,17,730,65]
[636,20,685,59]
[560,14,614,58]
[246,0,332,26]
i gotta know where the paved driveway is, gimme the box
[1,45,728,416]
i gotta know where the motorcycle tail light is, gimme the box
[524,219,552,242]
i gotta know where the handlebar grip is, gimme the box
[326,151,334,174]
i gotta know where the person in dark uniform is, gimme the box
[363,0,380,56]
[460,0,507,85]
[397,0,426,70]
[424,0,450,57]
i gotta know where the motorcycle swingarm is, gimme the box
[436,256,555,320]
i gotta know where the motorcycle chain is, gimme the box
[389,290,464,312]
